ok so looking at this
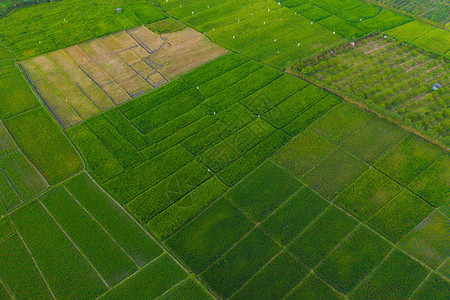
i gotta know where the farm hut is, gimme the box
[116,7,122,13]
[432,83,441,91]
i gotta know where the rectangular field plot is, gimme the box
[98,254,189,299]
[286,273,344,300]
[288,206,358,268]
[308,102,373,145]
[158,278,213,300]
[293,34,450,147]
[64,173,162,267]
[272,127,337,177]
[262,186,328,245]
[22,26,226,128]
[226,161,302,222]
[302,147,368,200]
[0,60,40,119]
[334,168,403,221]
[5,108,83,185]
[165,198,253,273]
[374,135,443,186]
[11,201,107,298]
[367,190,434,243]
[399,211,449,269]
[342,117,407,164]
[315,226,391,294]
[411,273,450,300]
[408,154,450,208]
[41,187,138,286]
[0,150,47,211]
[350,249,428,299]
[232,251,308,299]
[147,177,228,240]
[0,234,53,299]
[200,228,281,299]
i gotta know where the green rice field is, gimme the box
[0,0,448,299]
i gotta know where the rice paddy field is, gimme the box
[0,0,448,299]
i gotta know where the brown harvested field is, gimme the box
[21,25,226,128]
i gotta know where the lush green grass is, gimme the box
[198,118,276,172]
[286,273,343,300]
[303,147,368,200]
[334,168,403,221]
[262,186,328,244]
[0,218,13,242]
[350,249,429,299]
[399,211,449,269]
[146,17,186,33]
[0,150,47,210]
[147,177,228,240]
[368,190,434,243]
[272,127,336,177]
[5,108,83,185]
[411,273,450,300]
[99,254,187,299]
[0,0,167,60]
[226,161,302,222]
[127,160,211,224]
[103,145,193,204]
[41,187,138,286]
[316,226,392,294]
[288,206,358,268]
[65,173,162,267]
[217,130,291,186]
[283,94,341,137]
[240,74,308,115]
[308,102,373,145]
[200,228,281,298]
[198,61,263,98]
[0,121,15,158]
[86,115,145,169]
[165,198,253,274]
[120,78,189,120]
[412,28,450,55]
[263,84,328,128]
[67,123,125,183]
[200,66,283,114]
[159,278,213,300]
[385,20,436,42]
[342,117,407,164]
[0,61,40,119]
[408,154,450,207]
[11,201,107,298]
[0,234,53,299]
[231,252,308,299]
[181,53,249,87]
[375,134,443,185]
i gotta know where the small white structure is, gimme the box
[116,7,122,14]
[432,84,441,91]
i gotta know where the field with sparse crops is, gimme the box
[0,0,448,299]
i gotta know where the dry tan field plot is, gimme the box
[21,26,227,128]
